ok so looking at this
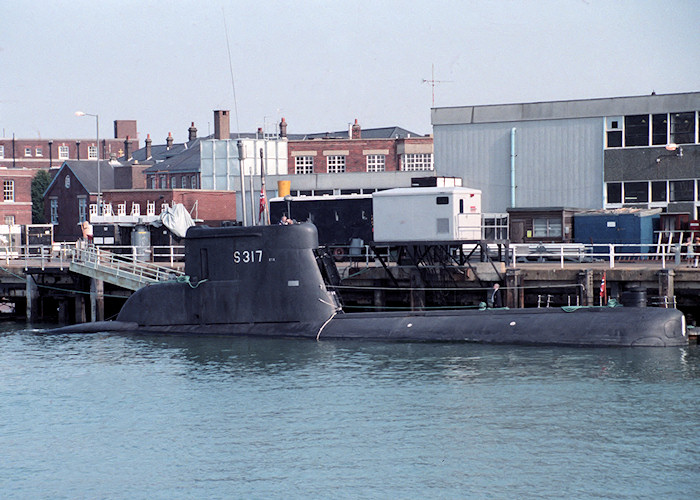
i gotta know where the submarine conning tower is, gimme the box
[117,223,340,329]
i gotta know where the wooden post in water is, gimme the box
[505,269,523,308]
[25,275,39,323]
[578,269,594,306]
[90,278,105,321]
[657,269,674,307]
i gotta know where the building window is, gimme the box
[24,147,32,157]
[78,198,87,222]
[3,180,14,202]
[533,218,562,237]
[35,147,43,157]
[401,153,434,171]
[624,115,649,147]
[606,183,622,204]
[50,199,58,224]
[88,145,97,159]
[0,145,4,159]
[652,114,668,145]
[182,176,188,189]
[651,181,667,202]
[366,154,385,172]
[669,180,694,202]
[327,155,345,173]
[605,117,622,148]
[58,146,69,159]
[295,156,314,174]
[624,182,648,203]
[4,216,14,225]
[671,112,695,144]
[159,175,167,189]
[191,175,197,189]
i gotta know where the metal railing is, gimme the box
[72,245,184,284]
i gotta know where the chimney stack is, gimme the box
[145,134,152,159]
[188,122,197,142]
[166,132,173,149]
[279,117,287,138]
[124,136,130,160]
[351,119,361,139]
[214,110,230,140]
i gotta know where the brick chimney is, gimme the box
[188,122,197,141]
[351,119,361,139]
[124,136,130,160]
[279,117,287,138]
[145,134,152,159]
[166,132,173,149]
[214,110,230,140]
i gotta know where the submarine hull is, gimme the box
[47,223,688,347]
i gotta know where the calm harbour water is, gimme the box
[1,323,698,499]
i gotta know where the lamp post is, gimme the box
[75,111,100,213]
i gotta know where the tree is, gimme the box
[31,170,52,224]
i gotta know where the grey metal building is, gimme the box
[431,92,700,217]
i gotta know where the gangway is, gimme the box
[70,245,185,291]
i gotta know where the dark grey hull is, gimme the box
[47,306,687,347]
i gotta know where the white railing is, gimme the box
[72,245,184,283]
[510,242,697,269]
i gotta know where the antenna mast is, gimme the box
[422,64,451,107]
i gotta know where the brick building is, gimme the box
[0,168,34,225]
[0,120,139,170]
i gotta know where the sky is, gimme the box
[1,0,698,144]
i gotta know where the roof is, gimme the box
[298,126,423,140]
[142,139,205,174]
[43,160,118,196]
[431,91,700,126]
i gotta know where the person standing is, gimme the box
[488,283,503,308]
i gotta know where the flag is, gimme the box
[258,187,266,222]
[600,271,606,298]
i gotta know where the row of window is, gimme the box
[148,174,199,190]
[0,145,95,160]
[3,180,13,202]
[605,111,698,148]
[293,153,434,175]
[606,179,700,204]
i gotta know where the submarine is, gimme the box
[51,223,688,347]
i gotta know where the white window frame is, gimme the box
[3,180,14,202]
[88,145,98,159]
[295,156,314,175]
[4,215,14,225]
[78,197,87,222]
[24,147,32,157]
[58,146,69,159]
[366,154,385,172]
[35,147,43,157]
[327,155,346,174]
[50,199,58,224]
[401,153,434,171]
[0,145,4,159]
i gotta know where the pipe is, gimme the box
[236,140,247,226]
[510,127,517,208]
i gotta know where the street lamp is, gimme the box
[75,111,101,213]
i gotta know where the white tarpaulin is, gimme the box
[160,203,195,238]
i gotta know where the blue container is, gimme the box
[573,210,660,255]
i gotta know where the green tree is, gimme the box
[31,170,52,224]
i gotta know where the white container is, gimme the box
[372,187,482,243]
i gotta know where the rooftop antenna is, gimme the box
[422,64,451,107]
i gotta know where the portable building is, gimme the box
[372,187,482,243]
[573,208,660,253]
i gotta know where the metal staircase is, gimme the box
[70,245,185,291]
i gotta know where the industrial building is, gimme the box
[431,92,700,217]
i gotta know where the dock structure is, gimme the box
[0,241,699,330]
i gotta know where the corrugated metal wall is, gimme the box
[434,118,604,212]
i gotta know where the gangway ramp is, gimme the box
[70,245,185,291]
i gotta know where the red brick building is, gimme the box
[0,120,139,170]
[287,119,434,176]
[0,168,34,225]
